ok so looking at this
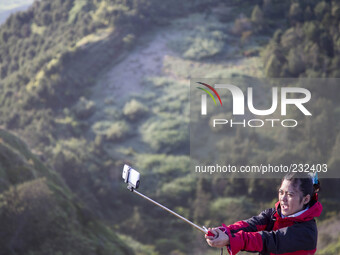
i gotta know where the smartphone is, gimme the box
[122,164,140,189]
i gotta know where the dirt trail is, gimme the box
[91,26,183,109]
[107,30,180,94]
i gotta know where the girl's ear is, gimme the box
[303,194,311,205]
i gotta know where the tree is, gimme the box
[331,2,340,20]
[304,6,314,21]
[303,21,320,42]
[314,1,330,21]
[265,53,284,77]
[193,178,211,223]
[0,64,8,79]
[251,5,265,32]
[319,33,334,57]
[287,48,306,76]
[289,3,303,24]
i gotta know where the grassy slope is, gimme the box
[0,128,134,255]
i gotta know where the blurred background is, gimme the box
[0,0,340,254]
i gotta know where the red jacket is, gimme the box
[220,197,322,255]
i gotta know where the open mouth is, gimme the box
[281,204,288,210]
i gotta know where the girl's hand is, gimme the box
[205,228,230,248]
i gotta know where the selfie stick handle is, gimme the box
[131,189,207,234]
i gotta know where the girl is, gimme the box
[205,173,322,255]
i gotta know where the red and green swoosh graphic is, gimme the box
[196,82,223,106]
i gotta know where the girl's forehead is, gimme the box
[280,179,300,193]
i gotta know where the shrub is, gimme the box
[123,99,148,121]
[51,138,89,170]
[232,16,252,36]
[122,33,135,49]
[92,120,130,141]
[106,121,130,141]
[134,153,190,187]
[141,117,188,153]
[169,26,226,60]
[73,97,96,119]
[184,35,225,59]
[92,121,113,135]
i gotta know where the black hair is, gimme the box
[282,172,320,208]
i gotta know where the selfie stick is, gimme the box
[127,185,208,235]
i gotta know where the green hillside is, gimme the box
[0,0,340,254]
[0,129,133,255]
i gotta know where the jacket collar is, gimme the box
[274,198,322,221]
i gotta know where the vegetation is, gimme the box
[0,0,340,254]
[261,0,340,78]
[169,19,227,60]
[0,129,133,255]
[123,99,148,120]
